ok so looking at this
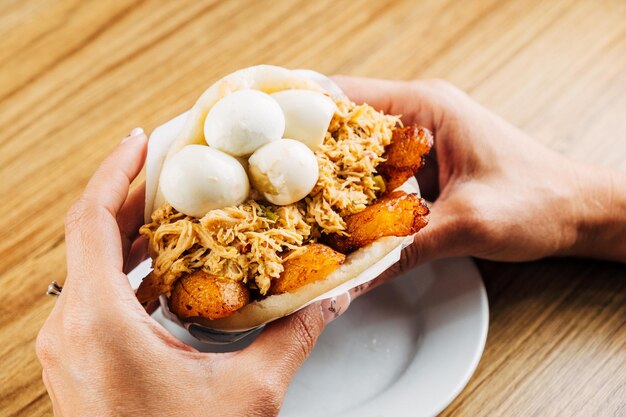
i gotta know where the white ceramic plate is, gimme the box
[128,257,488,416]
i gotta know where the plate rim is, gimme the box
[279,256,489,417]
[433,259,488,416]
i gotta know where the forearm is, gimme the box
[568,165,626,262]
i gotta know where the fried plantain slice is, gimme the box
[268,243,346,295]
[324,191,429,253]
[168,271,250,320]
[378,125,433,193]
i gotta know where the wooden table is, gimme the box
[1,0,625,415]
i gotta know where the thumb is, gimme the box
[367,199,467,292]
[400,199,469,270]
[350,205,454,299]
[239,295,351,381]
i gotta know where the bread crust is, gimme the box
[180,235,406,331]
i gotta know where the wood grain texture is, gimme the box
[0,0,625,416]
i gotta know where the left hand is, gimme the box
[36,128,348,417]
[333,76,626,297]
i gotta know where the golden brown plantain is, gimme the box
[378,125,433,193]
[168,271,250,320]
[269,243,346,295]
[323,191,429,253]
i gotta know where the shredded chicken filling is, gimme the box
[306,100,399,234]
[140,100,399,295]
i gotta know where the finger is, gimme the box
[238,304,327,382]
[332,76,448,199]
[66,129,147,269]
[348,276,385,300]
[117,182,146,256]
[396,199,471,271]
[81,128,147,215]
[348,258,406,300]
[64,129,147,293]
[331,76,449,134]
[351,199,471,301]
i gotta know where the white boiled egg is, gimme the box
[160,145,249,217]
[248,139,319,205]
[204,89,285,157]
[271,89,336,151]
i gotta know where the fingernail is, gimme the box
[122,127,144,143]
[320,292,351,324]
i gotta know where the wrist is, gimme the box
[565,164,626,261]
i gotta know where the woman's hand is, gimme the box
[334,76,626,279]
[36,129,349,417]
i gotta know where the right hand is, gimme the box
[333,76,626,280]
